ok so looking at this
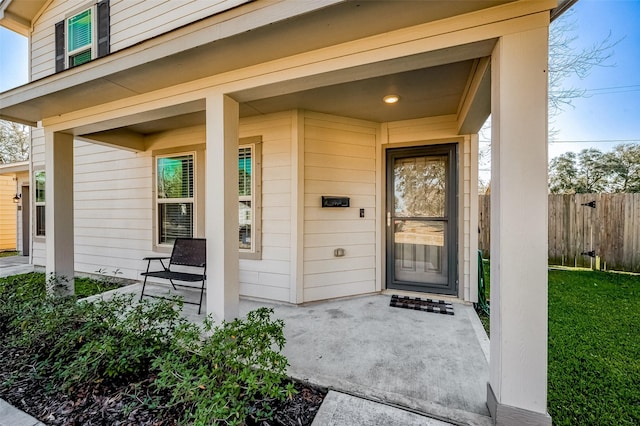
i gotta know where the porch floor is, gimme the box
[96,282,492,425]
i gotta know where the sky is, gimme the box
[0,0,639,159]
[547,0,640,159]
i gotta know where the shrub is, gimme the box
[0,273,294,424]
[152,307,294,425]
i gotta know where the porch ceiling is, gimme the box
[0,0,506,137]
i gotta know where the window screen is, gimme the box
[157,154,194,244]
[67,8,93,66]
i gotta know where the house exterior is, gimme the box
[0,161,29,253]
[0,0,574,424]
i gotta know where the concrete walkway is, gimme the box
[0,255,34,278]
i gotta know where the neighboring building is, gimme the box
[0,1,573,424]
[0,161,29,253]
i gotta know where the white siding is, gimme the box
[30,0,251,79]
[238,112,293,302]
[303,112,378,302]
[31,126,46,266]
[109,0,250,52]
[72,140,153,279]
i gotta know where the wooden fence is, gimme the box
[478,193,640,272]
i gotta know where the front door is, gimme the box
[386,144,457,295]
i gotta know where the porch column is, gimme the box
[44,131,74,295]
[205,94,240,321]
[488,26,551,425]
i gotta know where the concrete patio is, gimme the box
[0,259,492,425]
[94,281,492,425]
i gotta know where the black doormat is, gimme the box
[390,295,454,315]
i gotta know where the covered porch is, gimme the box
[0,1,556,423]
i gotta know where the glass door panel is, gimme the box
[394,220,447,284]
[386,144,457,295]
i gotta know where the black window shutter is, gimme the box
[55,20,65,72]
[97,0,110,58]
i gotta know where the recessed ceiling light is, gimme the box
[383,95,399,104]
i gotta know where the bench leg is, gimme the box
[140,276,148,301]
[197,279,206,315]
[168,279,178,291]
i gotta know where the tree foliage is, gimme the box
[548,144,640,193]
[0,119,29,164]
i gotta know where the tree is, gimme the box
[0,119,29,163]
[479,8,620,190]
[547,10,618,122]
[548,144,640,193]
[607,144,640,193]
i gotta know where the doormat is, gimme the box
[390,295,454,315]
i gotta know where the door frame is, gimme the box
[21,185,30,257]
[385,143,458,295]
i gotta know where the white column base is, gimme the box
[487,383,552,426]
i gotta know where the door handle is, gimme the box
[387,212,391,227]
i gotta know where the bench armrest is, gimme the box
[143,256,170,261]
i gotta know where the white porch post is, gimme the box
[44,131,75,295]
[205,94,240,321]
[488,26,551,425]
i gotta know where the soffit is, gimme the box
[0,0,514,127]
[0,0,47,34]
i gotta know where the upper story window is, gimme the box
[55,0,110,72]
[67,8,94,67]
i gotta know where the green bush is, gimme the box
[0,273,293,424]
[152,307,294,425]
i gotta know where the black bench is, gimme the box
[140,238,206,314]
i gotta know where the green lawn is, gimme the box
[548,269,640,425]
[478,265,640,424]
[0,251,19,258]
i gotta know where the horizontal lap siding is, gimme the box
[303,112,377,302]
[238,113,293,302]
[72,140,153,279]
[0,176,17,250]
[31,0,251,79]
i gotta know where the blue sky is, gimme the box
[0,0,638,160]
[548,0,640,159]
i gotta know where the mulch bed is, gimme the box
[0,344,325,426]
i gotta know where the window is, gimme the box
[35,171,45,237]
[55,0,110,72]
[67,8,94,67]
[156,153,194,245]
[238,138,261,258]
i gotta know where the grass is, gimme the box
[477,262,640,424]
[0,251,19,258]
[74,275,122,298]
[548,269,640,425]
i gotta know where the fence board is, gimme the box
[478,193,640,272]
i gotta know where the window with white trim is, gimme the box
[67,7,95,67]
[55,0,110,72]
[35,171,46,237]
[156,153,195,245]
[238,138,261,258]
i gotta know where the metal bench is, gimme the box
[140,238,206,314]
